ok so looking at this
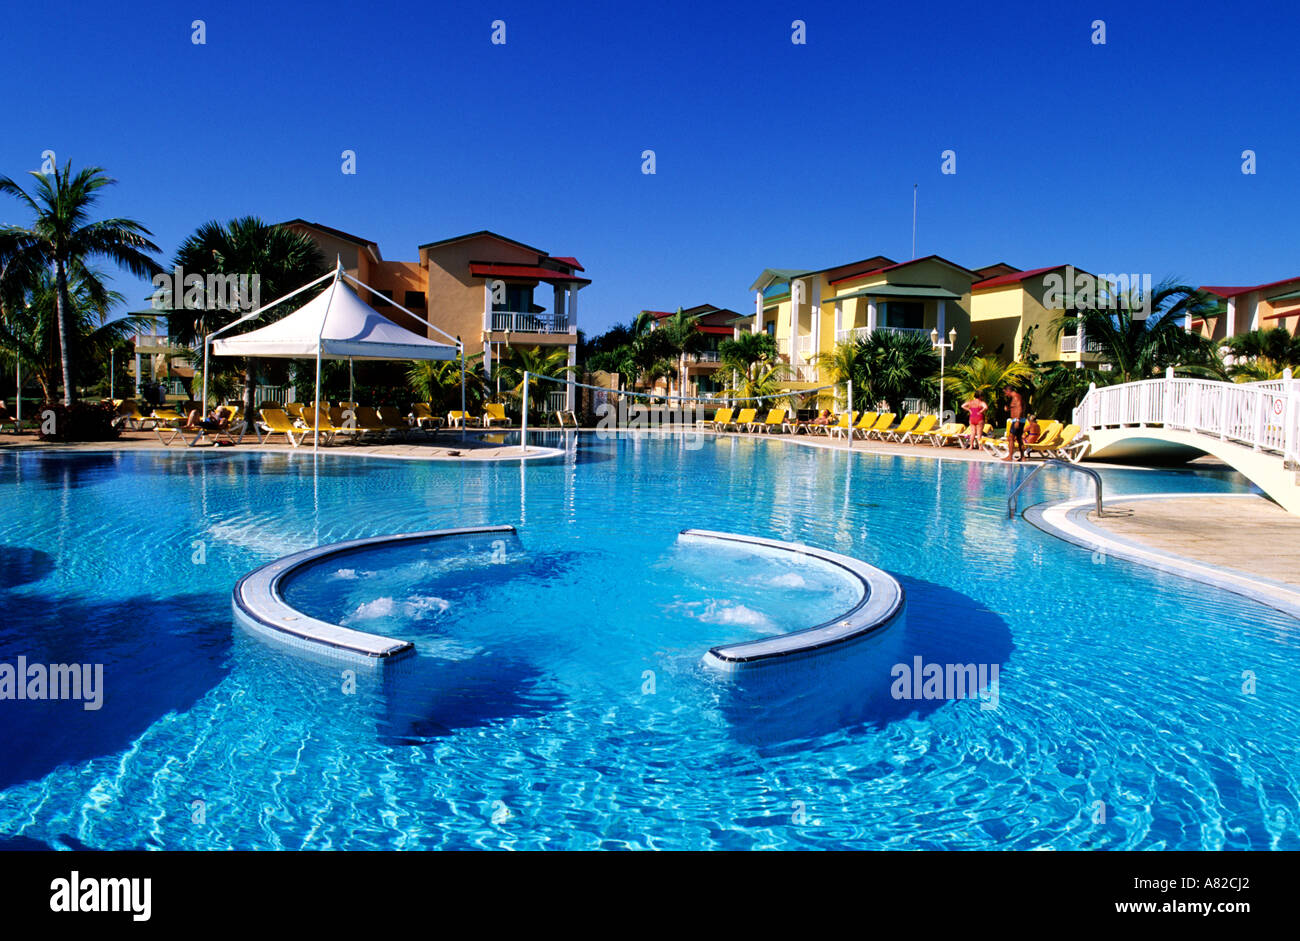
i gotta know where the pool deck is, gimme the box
[1083,494,1300,590]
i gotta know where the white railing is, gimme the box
[834,325,929,343]
[688,351,721,363]
[1074,370,1300,463]
[1060,335,1104,354]
[796,335,815,356]
[785,364,819,382]
[491,310,571,334]
[254,385,290,405]
[544,390,568,413]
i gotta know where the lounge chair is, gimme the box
[482,403,509,427]
[726,408,757,431]
[748,408,786,433]
[698,407,733,431]
[408,403,441,432]
[985,420,1060,458]
[447,410,479,428]
[353,406,395,441]
[883,414,921,442]
[814,412,851,437]
[926,422,966,447]
[258,408,315,447]
[377,406,413,439]
[112,400,159,430]
[899,414,939,444]
[862,412,896,440]
[834,411,876,439]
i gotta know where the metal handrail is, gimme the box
[1008,459,1104,519]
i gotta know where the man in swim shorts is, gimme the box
[1003,385,1028,462]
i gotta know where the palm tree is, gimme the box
[166,217,327,413]
[0,265,146,401]
[718,331,778,388]
[1224,327,1300,382]
[654,307,705,397]
[496,345,575,415]
[407,353,486,413]
[942,356,1035,425]
[855,330,941,416]
[718,361,793,407]
[0,161,162,404]
[1052,280,1221,383]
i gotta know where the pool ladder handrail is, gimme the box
[1008,459,1104,519]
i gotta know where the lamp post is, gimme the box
[931,326,958,420]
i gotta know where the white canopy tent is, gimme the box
[207,262,462,450]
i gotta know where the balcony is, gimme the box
[491,310,572,334]
[687,351,721,363]
[835,325,931,343]
[1060,335,1104,354]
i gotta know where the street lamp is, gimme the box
[931,327,958,420]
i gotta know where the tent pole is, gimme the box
[313,345,322,453]
[460,340,466,443]
[348,358,354,403]
[521,371,529,453]
[202,334,210,410]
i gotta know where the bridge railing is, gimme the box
[1074,369,1299,463]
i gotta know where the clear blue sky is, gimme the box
[2,0,1297,335]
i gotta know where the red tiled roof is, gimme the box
[552,256,584,271]
[828,254,976,286]
[972,265,1070,290]
[1201,276,1300,299]
[468,263,591,284]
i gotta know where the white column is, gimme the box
[484,339,492,379]
[1076,319,1086,369]
[811,278,822,365]
[568,285,577,329]
[1226,297,1236,337]
[483,282,492,332]
[866,298,878,334]
[566,344,577,411]
[1249,296,1259,332]
[553,284,567,330]
[936,299,946,336]
[754,290,762,333]
[834,300,843,343]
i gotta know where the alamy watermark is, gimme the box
[1043,265,1153,317]
[0,656,103,710]
[150,264,261,312]
[890,656,999,710]
[594,400,706,449]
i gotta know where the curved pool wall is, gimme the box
[686,530,905,672]
[232,525,518,665]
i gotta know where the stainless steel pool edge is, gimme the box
[232,525,518,665]
[1023,493,1300,621]
[680,529,905,672]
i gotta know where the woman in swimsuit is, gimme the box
[961,394,987,449]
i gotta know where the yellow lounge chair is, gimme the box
[814,411,852,436]
[447,410,479,428]
[482,402,509,427]
[899,414,939,444]
[258,408,314,447]
[987,420,1060,458]
[726,408,757,431]
[883,414,921,442]
[749,408,786,433]
[926,422,966,447]
[698,407,733,431]
[353,406,395,441]
[862,412,896,440]
[409,403,441,431]
[834,411,876,439]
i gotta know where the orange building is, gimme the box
[280,221,590,407]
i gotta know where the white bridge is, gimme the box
[1074,369,1300,514]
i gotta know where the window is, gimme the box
[404,291,425,309]
[765,321,776,336]
[492,284,534,312]
[881,301,924,329]
[373,289,393,307]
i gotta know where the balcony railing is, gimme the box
[835,325,931,343]
[687,351,721,363]
[491,310,572,334]
[1060,335,1104,354]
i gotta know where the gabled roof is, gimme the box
[973,264,1072,290]
[1201,275,1300,299]
[419,230,547,256]
[828,254,976,286]
[278,219,377,248]
[973,262,1021,280]
[748,268,814,292]
[552,256,585,271]
[468,262,591,285]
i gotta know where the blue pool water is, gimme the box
[1,434,1297,850]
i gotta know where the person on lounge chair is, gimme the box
[810,409,833,429]
[1024,415,1041,445]
[185,406,229,433]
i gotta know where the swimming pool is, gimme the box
[1,434,1297,850]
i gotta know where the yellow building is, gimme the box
[969,264,1104,366]
[747,255,976,388]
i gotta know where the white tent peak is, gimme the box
[211,272,457,362]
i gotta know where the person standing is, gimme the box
[1003,385,1029,462]
[961,393,988,449]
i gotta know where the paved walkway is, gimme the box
[1084,494,1300,589]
